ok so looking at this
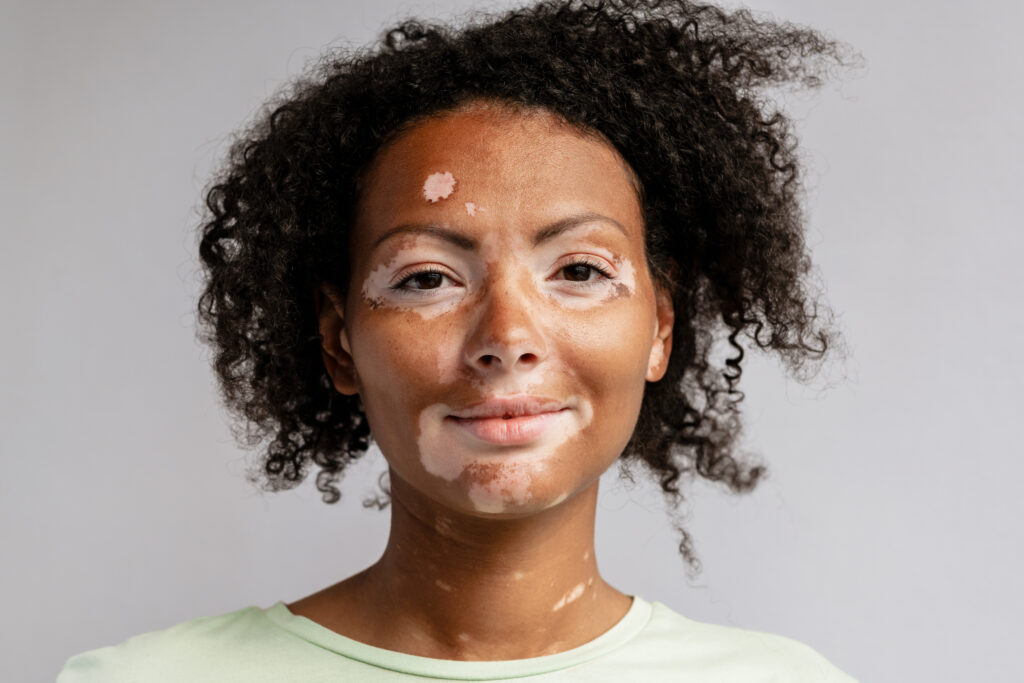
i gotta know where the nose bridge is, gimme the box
[464,260,548,371]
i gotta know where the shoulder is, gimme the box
[631,600,857,682]
[56,605,279,683]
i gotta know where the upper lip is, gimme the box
[449,396,569,420]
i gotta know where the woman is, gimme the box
[59,0,856,679]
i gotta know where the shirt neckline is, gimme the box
[263,594,652,680]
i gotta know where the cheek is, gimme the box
[553,302,651,384]
[544,304,653,440]
[354,318,422,384]
[350,311,465,431]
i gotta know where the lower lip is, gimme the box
[447,409,569,446]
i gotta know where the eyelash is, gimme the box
[391,266,457,292]
[557,256,614,285]
[390,257,615,292]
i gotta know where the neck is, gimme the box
[294,468,632,660]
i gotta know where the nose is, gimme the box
[463,276,548,373]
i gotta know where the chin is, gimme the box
[460,479,575,516]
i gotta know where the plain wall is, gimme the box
[3,0,1021,681]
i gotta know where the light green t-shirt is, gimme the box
[57,596,856,681]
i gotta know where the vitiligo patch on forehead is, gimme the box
[464,202,479,216]
[423,171,456,202]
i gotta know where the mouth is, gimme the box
[446,396,571,445]
[449,396,568,420]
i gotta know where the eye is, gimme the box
[556,258,614,284]
[392,267,455,291]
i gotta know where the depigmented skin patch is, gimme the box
[327,106,669,658]
[416,398,594,513]
[434,514,455,538]
[360,237,636,334]
[552,582,586,611]
[534,232,638,310]
[464,460,537,514]
[547,490,570,508]
[359,241,474,320]
[423,171,457,202]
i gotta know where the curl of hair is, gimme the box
[196,0,855,572]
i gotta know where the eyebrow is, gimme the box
[369,212,628,253]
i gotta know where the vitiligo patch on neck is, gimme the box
[423,171,456,202]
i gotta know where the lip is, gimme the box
[449,396,568,419]
[447,396,570,446]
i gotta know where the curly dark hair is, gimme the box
[196,0,854,571]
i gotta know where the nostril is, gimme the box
[470,348,545,370]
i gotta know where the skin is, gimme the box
[295,100,674,660]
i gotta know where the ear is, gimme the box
[315,284,359,395]
[645,282,674,382]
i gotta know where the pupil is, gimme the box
[565,264,591,281]
[414,272,443,289]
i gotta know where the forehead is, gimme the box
[352,105,643,245]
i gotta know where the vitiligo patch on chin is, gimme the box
[423,171,456,202]
[415,396,594,513]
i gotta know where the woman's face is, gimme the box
[322,103,673,518]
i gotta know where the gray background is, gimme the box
[3,0,1021,681]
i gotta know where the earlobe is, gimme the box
[316,284,360,395]
[645,286,674,382]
